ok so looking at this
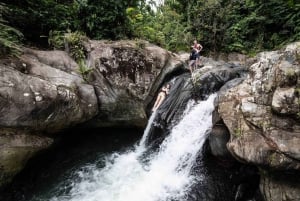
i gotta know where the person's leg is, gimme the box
[189,60,195,73]
[196,53,201,66]
[192,60,196,72]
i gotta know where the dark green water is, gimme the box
[0,128,142,201]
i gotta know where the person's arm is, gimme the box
[198,43,203,52]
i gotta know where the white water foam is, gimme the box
[139,110,157,147]
[49,94,217,201]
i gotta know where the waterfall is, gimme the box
[139,110,157,147]
[48,94,217,201]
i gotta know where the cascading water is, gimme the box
[41,94,216,201]
[139,110,158,147]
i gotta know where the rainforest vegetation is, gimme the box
[0,0,299,57]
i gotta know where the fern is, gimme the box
[48,30,92,81]
[48,30,65,49]
[48,30,88,62]
[77,59,93,81]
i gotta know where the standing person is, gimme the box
[191,40,203,67]
[152,84,171,112]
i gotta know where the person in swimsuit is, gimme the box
[152,84,171,112]
[189,40,203,72]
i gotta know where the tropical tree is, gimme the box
[2,0,140,44]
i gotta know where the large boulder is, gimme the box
[84,40,185,127]
[0,49,99,187]
[0,50,98,132]
[192,58,247,99]
[218,42,300,200]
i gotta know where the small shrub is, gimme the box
[64,31,87,60]
[77,59,93,81]
[48,30,88,61]
[48,30,65,49]
[49,30,92,81]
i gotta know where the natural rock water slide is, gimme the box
[0,40,299,201]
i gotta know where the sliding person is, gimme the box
[152,84,171,112]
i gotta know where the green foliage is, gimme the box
[127,1,193,52]
[224,0,300,53]
[48,30,65,49]
[1,0,299,55]
[77,59,93,81]
[136,0,300,54]
[0,3,23,57]
[3,0,139,44]
[126,6,166,46]
[79,0,139,39]
[2,0,81,44]
[64,31,88,61]
[48,30,92,80]
[48,30,88,61]
[225,12,266,53]
[159,6,192,51]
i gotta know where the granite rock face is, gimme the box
[85,40,185,127]
[218,42,300,200]
[0,49,98,132]
[0,48,98,187]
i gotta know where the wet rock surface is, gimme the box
[145,58,246,147]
